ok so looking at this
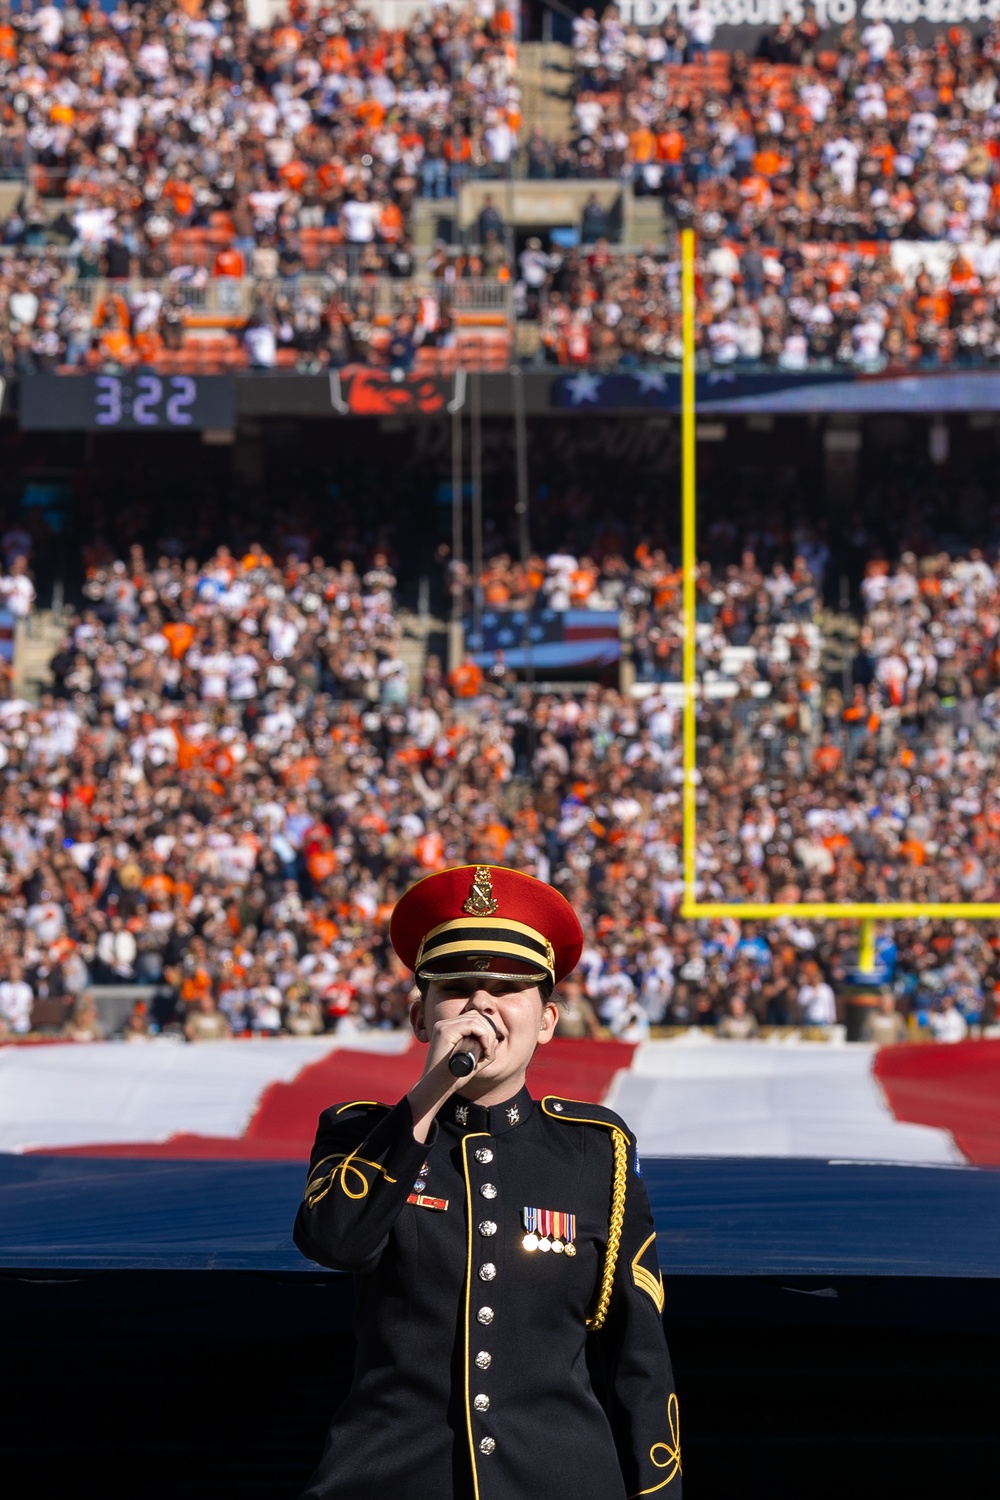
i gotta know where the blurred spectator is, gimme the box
[716,993,760,1039]
[123,1001,154,1043]
[185,995,233,1043]
[63,994,103,1043]
[797,962,837,1027]
[929,995,969,1043]
[861,992,907,1045]
[0,961,33,1036]
[554,976,602,1039]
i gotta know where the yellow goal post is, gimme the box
[677,228,1000,973]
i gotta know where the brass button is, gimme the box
[480,1183,497,1200]
[475,1351,492,1370]
[479,1263,496,1281]
[473,1393,490,1412]
[552,1102,563,1112]
[475,1147,494,1164]
[479,1220,497,1237]
[479,1437,496,1456]
[477,1307,494,1325]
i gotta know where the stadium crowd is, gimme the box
[5,0,518,258]
[3,9,1000,371]
[532,235,1000,369]
[569,7,1000,238]
[525,12,1000,367]
[0,535,998,1046]
[0,0,520,373]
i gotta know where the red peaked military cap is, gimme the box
[390,865,583,985]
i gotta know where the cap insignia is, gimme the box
[472,957,491,972]
[463,867,499,917]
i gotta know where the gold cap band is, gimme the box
[415,915,556,982]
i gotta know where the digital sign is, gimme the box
[19,375,235,431]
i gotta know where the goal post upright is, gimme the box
[681,227,698,914]
[675,229,1000,958]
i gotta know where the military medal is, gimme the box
[522,1208,577,1254]
[408,1192,448,1210]
[408,1159,447,1209]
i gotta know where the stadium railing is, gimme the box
[69,276,513,321]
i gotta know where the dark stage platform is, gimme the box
[2,1154,999,1499]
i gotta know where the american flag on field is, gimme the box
[466,608,621,671]
[0,609,15,664]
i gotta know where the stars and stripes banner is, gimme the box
[0,610,14,665]
[554,370,1000,415]
[466,608,621,671]
[3,1035,999,1167]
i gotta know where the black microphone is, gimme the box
[448,1016,500,1078]
[448,1038,482,1078]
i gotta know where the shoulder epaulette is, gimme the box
[540,1096,631,1137]
[332,1099,391,1116]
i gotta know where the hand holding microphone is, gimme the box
[449,1014,500,1078]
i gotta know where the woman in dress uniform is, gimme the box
[294,865,681,1500]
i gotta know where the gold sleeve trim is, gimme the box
[631,1231,665,1314]
[628,1394,682,1496]
[303,1152,397,1208]
[540,1098,628,1333]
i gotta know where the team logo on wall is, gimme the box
[332,368,453,417]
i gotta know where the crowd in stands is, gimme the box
[4,8,1000,371]
[0,241,511,373]
[569,8,1000,239]
[532,234,1000,369]
[6,0,518,261]
[523,12,1000,367]
[0,0,521,374]
[0,532,998,1046]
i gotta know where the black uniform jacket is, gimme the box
[293,1084,682,1500]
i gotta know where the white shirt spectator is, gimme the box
[9,288,39,326]
[798,980,836,1026]
[861,21,894,62]
[593,966,636,1026]
[194,650,232,702]
[1,569,36,618]
[229,651,260,700]
[341,198,380,243]
[929,1002,968,1043]
[687,4,717,46]
[34,4,63,46]
[245,323,276,368]
[907,111,938,153]
[485,119,515,165]
[25,898,65,944]
[800,80,831,124]
[574,96,604,137]
[573,12,599,52]
[853,316,885,364]
[0,976,33,1034]
[97,926,137,978]
[708,318,740,364]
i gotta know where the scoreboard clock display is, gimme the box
[19,374,235,431]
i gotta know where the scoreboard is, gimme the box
[19,375,235,432]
